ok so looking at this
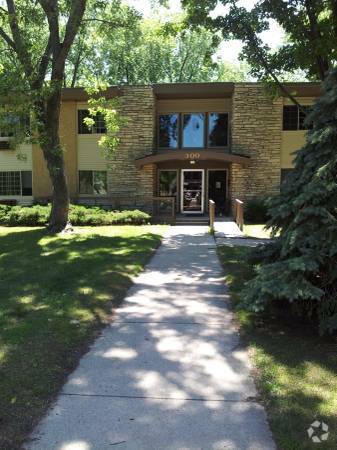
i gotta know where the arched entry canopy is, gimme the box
[135,150,250,168]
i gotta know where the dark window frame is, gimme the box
[157,111,229,150]
[0,170,32,196]
[207,112,229,148]
[157,113,179,149]
[283,105,313,131]
[78,110,107,134]
[78,170,108,196]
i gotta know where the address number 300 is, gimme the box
[184,152,201,159]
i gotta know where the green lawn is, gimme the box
[217,245,337,450]
[243,223,272,239]
[0,225,165,450]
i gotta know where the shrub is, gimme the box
[0,204,151,227]
[244,197,269,223]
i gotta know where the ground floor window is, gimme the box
[158,170,177,197]
[79,171,107,195]
[281,168,294,183]
[0,171,32,196]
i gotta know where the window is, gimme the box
[208,113,228,147]
[0,171,32,196]
[158,114,179,148]
[79,171,107,195]
[281,168,294,183]
[0,113,30,138]
[299,106,313,130]
[21,171,32,195]
[283,105,312,130]
[182,113,205,148]
[159,171,177,197]
[78,110,106,134]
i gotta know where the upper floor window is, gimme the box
[283,105,312,131]
[0,113,30,138]
[208,113,228,147]
[157,112,228,149]
[78,110,106,134]
[182,113,205,148]
[158,114,178,148]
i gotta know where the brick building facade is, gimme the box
[0,81,320,217]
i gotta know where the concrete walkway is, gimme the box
[214,219,244,238]
[27,226,275,450]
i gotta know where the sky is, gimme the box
[125,0,284,64]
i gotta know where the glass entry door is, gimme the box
[181,170,204,213]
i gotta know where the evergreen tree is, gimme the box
[242,68,337,334]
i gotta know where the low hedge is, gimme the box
[244,197,269,224]
[0,204,151,226]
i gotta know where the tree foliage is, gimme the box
[0,0,87,231]
[182,0,337,86]
[242,69,337,334]
[65,6,249,86]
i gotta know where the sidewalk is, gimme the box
[27,226,275,450]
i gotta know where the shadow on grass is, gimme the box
[217,245,337,450]
[0,227,162,450]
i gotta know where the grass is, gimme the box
[243,223,272,239]
[217,245,337,450]
[0,225,165,450]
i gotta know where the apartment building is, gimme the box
[0,81,320,215]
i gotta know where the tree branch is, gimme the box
[38,0,60,58]
[81,18,128,27]
[6,0,34,78]
[231,2,304,110]
[179,48,191,82]
[0,26,15,49]
[32,34,53,90]
[330,0,337,41]
[304,0,330,80]
[54,0,86,77]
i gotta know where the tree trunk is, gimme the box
[36,85,70,233]
[45,151,70,233]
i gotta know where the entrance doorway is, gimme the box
[181,169,204,214]
[208,170,227,214]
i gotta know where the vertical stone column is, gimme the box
[230,83,283,206]
[107,86,156,209]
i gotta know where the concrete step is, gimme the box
[175,222,209,226]
[175,218,209,226]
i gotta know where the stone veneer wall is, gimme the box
[107,86,155,209]
[230,84,283,206]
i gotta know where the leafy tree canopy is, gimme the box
[181,0,337,82]
[64,5,250,86]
